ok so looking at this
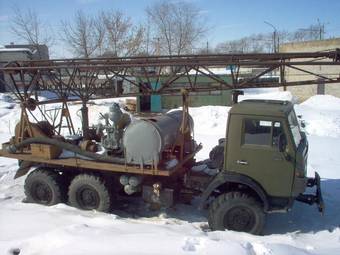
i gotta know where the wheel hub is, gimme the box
[76,185,100,210]
[32,182,52,204]
[224,206,255,232]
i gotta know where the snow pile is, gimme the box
[0,92,340,254]
[296,95,340,138]
[187,106,229,160]
[300,95,340,110]
[0,94,15,111]
[189,105,229,136]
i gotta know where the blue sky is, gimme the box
[1,0,340,57]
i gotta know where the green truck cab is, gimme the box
[200,99,324,234]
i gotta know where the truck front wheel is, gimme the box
[68,174,111,212]
[208,192,265,235]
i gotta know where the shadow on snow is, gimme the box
[111,179,340,235]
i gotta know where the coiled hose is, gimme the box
[7,137,125,164]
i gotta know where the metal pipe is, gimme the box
[1,51,339,71]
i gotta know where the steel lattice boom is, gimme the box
[0,50,339,104]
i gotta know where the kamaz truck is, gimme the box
[0,95,323,235]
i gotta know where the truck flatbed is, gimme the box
[0,144,202,177]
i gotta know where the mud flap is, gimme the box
[296,172,324,214]
[14,161,33,179]
[314,172,324,214]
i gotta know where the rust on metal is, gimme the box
[0,144,201,177]
[0,51,338,178]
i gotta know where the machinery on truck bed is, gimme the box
[0,51,339,234]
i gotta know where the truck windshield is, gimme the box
[288,110,302,147]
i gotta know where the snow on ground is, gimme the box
[296,95,340,138]
[1,91,340,255]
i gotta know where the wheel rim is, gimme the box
[31,181,53,204]
[76,185,100,210]
[223,206,255,232]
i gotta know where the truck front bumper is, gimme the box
[296,172,324,214]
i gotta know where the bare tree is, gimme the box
[10,6,53,57]
[291,24,323,42]
[61,10,105,58]
[101,10,145,57]
[215,33,272,54]
[215,21,327,54]
[146,1,207,55]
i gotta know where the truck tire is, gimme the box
[24,168,63,206]
[208,192,265,235]
[68,174,111,212]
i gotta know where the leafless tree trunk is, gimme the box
[61,10,105,58]
[146,1,207,56]
[101,10,145,57]
[10,6,53,58]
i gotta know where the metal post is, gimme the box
[264,21,278,53]
[273,30,277,53]
[81,101,89,138]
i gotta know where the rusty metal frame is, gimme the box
[1,50,339,99]
[0,51,339,176]
[0,50,339,136]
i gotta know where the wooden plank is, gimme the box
[0,149,172,176]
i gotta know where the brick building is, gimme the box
[280,38,340,102]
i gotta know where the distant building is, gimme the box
[0,44,49,92]
[279,38,340,102]
[5,43,49,60]
[136,73,233,112]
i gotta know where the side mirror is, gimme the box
[278,133,287,153]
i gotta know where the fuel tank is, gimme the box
[123,110,193,166]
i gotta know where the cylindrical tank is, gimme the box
[123,110,193,166]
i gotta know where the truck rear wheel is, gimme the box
[68,174,111,212]
[208,192,265,235]
[24,168,63,206]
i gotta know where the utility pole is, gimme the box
[264,21,279,53]
[317,18,325,40]
[298,19,326,41]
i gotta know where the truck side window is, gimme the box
[243,119,271,145]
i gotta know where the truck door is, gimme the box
[226,115,295,198]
